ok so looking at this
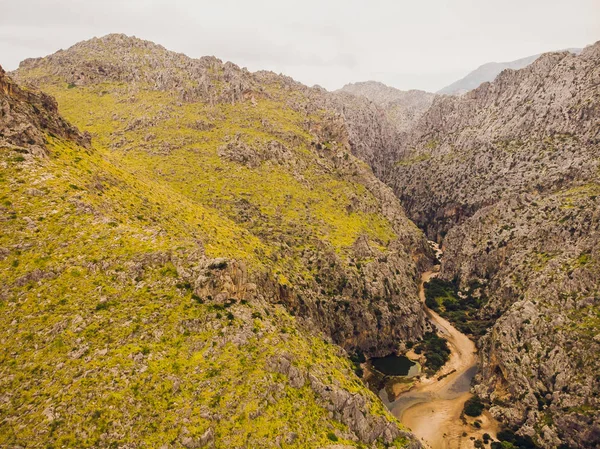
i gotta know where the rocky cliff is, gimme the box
[442,186,600,448]
[389,42,600,448]
[0,65,89,150]
[390,44,600,240]
[2,34,431,448]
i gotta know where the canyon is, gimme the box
[1,34,598,449]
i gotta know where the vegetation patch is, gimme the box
[491,428,539,449]
[463,395,484,417]
[413,331,450,373]
[425,277,494,339]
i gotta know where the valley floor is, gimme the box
[386,270,499,448]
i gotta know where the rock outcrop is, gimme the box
[0,64,89,151]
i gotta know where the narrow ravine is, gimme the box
[384,255,499,448]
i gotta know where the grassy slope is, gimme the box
[37,80,397,268]
[0,133,409,448]
[1,49,419,447]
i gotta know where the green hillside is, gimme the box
[1,34,428,448]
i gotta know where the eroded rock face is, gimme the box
[314,83,436,181]
[385,42,600,448]
[388,43,600,240]
[322,91,407,180]
[0,64,89,151]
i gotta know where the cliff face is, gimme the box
[2,35,430,448]
[0,65,89,150]
[332,82,436,179]
[389,44,600,240]
[323,90,406,180]
[441,186,600,448]
[388,42,600,448]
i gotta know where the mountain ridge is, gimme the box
[438,47,583,95]
[2,34,432,448]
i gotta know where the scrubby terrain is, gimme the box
[3,31,599,449]
[1,34,434,449]
[14,34,434,360]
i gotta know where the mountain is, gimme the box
[2,35,431,448]
[338,81,436,134]
[438,48,583,95]
[5,31,600,449]
[333,82,436,180]
[387,43,600,448]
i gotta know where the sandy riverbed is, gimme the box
[386,270,499,449]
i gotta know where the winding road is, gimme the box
[383,269,499,448]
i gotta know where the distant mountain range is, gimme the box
[438,48,583,95]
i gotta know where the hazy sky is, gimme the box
[1,0,598,92]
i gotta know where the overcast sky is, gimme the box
[1,0,598,92]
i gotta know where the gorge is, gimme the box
[1,33,599,449]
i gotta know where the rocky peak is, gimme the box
[16,33,256,104]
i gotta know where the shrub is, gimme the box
[464,396,484,417]
[414,331,450,372]
[425,295,440,311]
